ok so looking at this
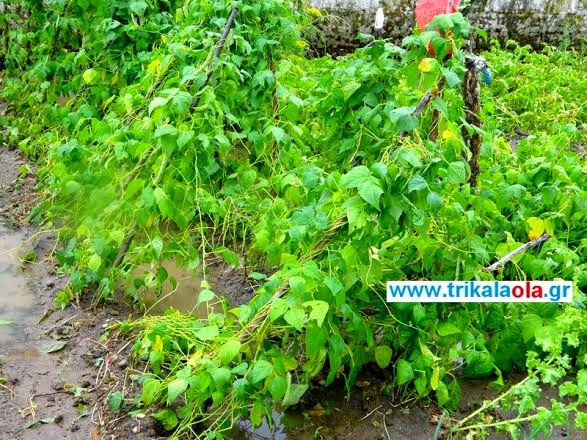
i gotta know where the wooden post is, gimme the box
[462,56,482,187]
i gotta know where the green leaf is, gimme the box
[396,359,414,385]
[171,92,192,115]
[284,308,305,331]
[219,339,241,366]
[211,367,231,388]
[341,166,383,208]
[521,314,542,343]
[305,321,326,357]
[151,236,163,257]
[342,80,361,100]
[324,276,343,295]
[408,175,428,192]
[231,362,249,376]
[167,377,188,405]
[44,341,67,353]
[142,378,161,405]
[194,325,219,341]
[442,68,461,87]
[82,68,99,85]
[389,106,418,132]
[341,166,371,189]
[88,254,102,272]
[251,400,265,427]
[268,376,288,401]
[358,180,383,209]
[269,298,288,321]
[375,345,393,369]
[375,346,393,369]
[197,288,216,304]
[436,381,449,406]
[271,126,287,144]
[437,322,461,336]
[154,187,173,217]
[107,391,123,411]
[154,124,178,139]
[303,300,329,327]
[535,326,563,353]
[0,320,14,326]
[148,97,168,115]
[427,192,443,210]
[430,366,440,390]
[447,161,466,184]
[24,417,56,429]
[250,360,273,384]
[282,381,308,407]
[153,409,178,430]
[180,66,203,85]
[129,1,147,16]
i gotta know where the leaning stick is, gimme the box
[486,233,550,272]
[400,79,444,138]
[191,7,238,109]
[109,8,239,273]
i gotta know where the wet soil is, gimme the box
[0,147,131,439]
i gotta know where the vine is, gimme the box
[1,1,586,438]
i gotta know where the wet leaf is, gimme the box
[44,341,67,353]
[24,417,56,429]
[194,325,219,341]
[396,359,414,385]
[107,391,123,411]
[167,378,188,405]
[375,346,393,369]
[250,360,273,384]
[527,217,545,240]
[153,409,178,430]
[142,378,161,405]
[219,339,241,365]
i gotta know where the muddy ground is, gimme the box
[0,147,137,439]
[0,146,584,440]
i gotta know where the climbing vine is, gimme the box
[1,1,586,438]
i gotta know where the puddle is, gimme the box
[0,222,35,346]
[233,394,436,440]
[136,260,208,316]
[135,260,255,316]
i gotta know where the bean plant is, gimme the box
[1,1,586,438]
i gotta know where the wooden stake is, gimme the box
[463,57,482,187]
[486,234,550,272]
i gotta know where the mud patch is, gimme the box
[135,260,255,315]
[0,147,131,439]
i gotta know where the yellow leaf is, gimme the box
[76,224,90,238]
[527,217,545,240]
[418,338,440,361]
[147,59,161,75]
[145,213,155,228]
[442,129,457,141]
[82,68,99,85]
[544,219,555,237]
[430,366,440,390]
[153,335,163,354]
[305,7,322,17]
[418,58,435,73]
[187,350,202,367]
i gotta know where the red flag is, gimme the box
[415,0,460,31]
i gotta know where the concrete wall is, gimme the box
[309,0,587,53]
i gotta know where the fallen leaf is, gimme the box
[24,417,56,429]
[44,341,67,353]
